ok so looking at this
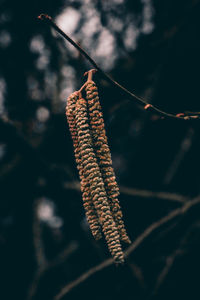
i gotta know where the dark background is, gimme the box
[1,0,200,299]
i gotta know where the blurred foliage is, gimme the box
[1,0,200,299]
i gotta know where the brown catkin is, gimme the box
[75,96,124,263]
[66,92,102,240]
[85,80,131,244]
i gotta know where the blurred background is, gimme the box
[1,0,200,299]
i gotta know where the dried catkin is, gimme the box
[75,96,124,263]
[85,80,131,244]
[66,92,102,240]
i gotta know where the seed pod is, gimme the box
[66,92,102,240]
[75,96,124,263]
[85,80,131,244]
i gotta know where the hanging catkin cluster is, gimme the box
[66,79,130,263]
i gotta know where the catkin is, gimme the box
[75,96,124,263]
[85,80,131,244]
[66,92,102,240]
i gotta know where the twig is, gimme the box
[64,181,189,204]
[33,199,46,267]
[153,249,183,295]
[28,198,79,300]
[119,186,189,203]
[28,241,79,300]
[28,199,46,300]
[163,127,195,185]
[153,225,195,294]
[127,261,146,289]
[38,14,200,121]
[48,241,78,269]
[27,268,45,300]
[54,196,200,300]
[54,258,113,300]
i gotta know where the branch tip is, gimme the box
[84,69,97,80]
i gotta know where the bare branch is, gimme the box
[127,261,146,289]
[28,198,79,300]
[33,199,46,268]
[163,127,195,185]
[119,186,189,203]
[153,225,194,294]
[27,241,79,300]
[38,14,200,121]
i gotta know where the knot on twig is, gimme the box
[176,112,200,120]
[37,14,52,21]
[144,104,153,110]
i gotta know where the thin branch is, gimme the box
[28,241,79,300]
[27,268,45,300]
[38,14,200,121]
[28,198,79,300]
[153,224,195,295]
[163,127,195,185]
[119,186,189,203]
[33,199,46,268]
[64,181,189,204]
[48,241,79,269]
[127,261,146,289]
[54,258,113,300]
[153,247,184,295]
[54,196,200,300]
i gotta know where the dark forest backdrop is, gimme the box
[1,0,200,299]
